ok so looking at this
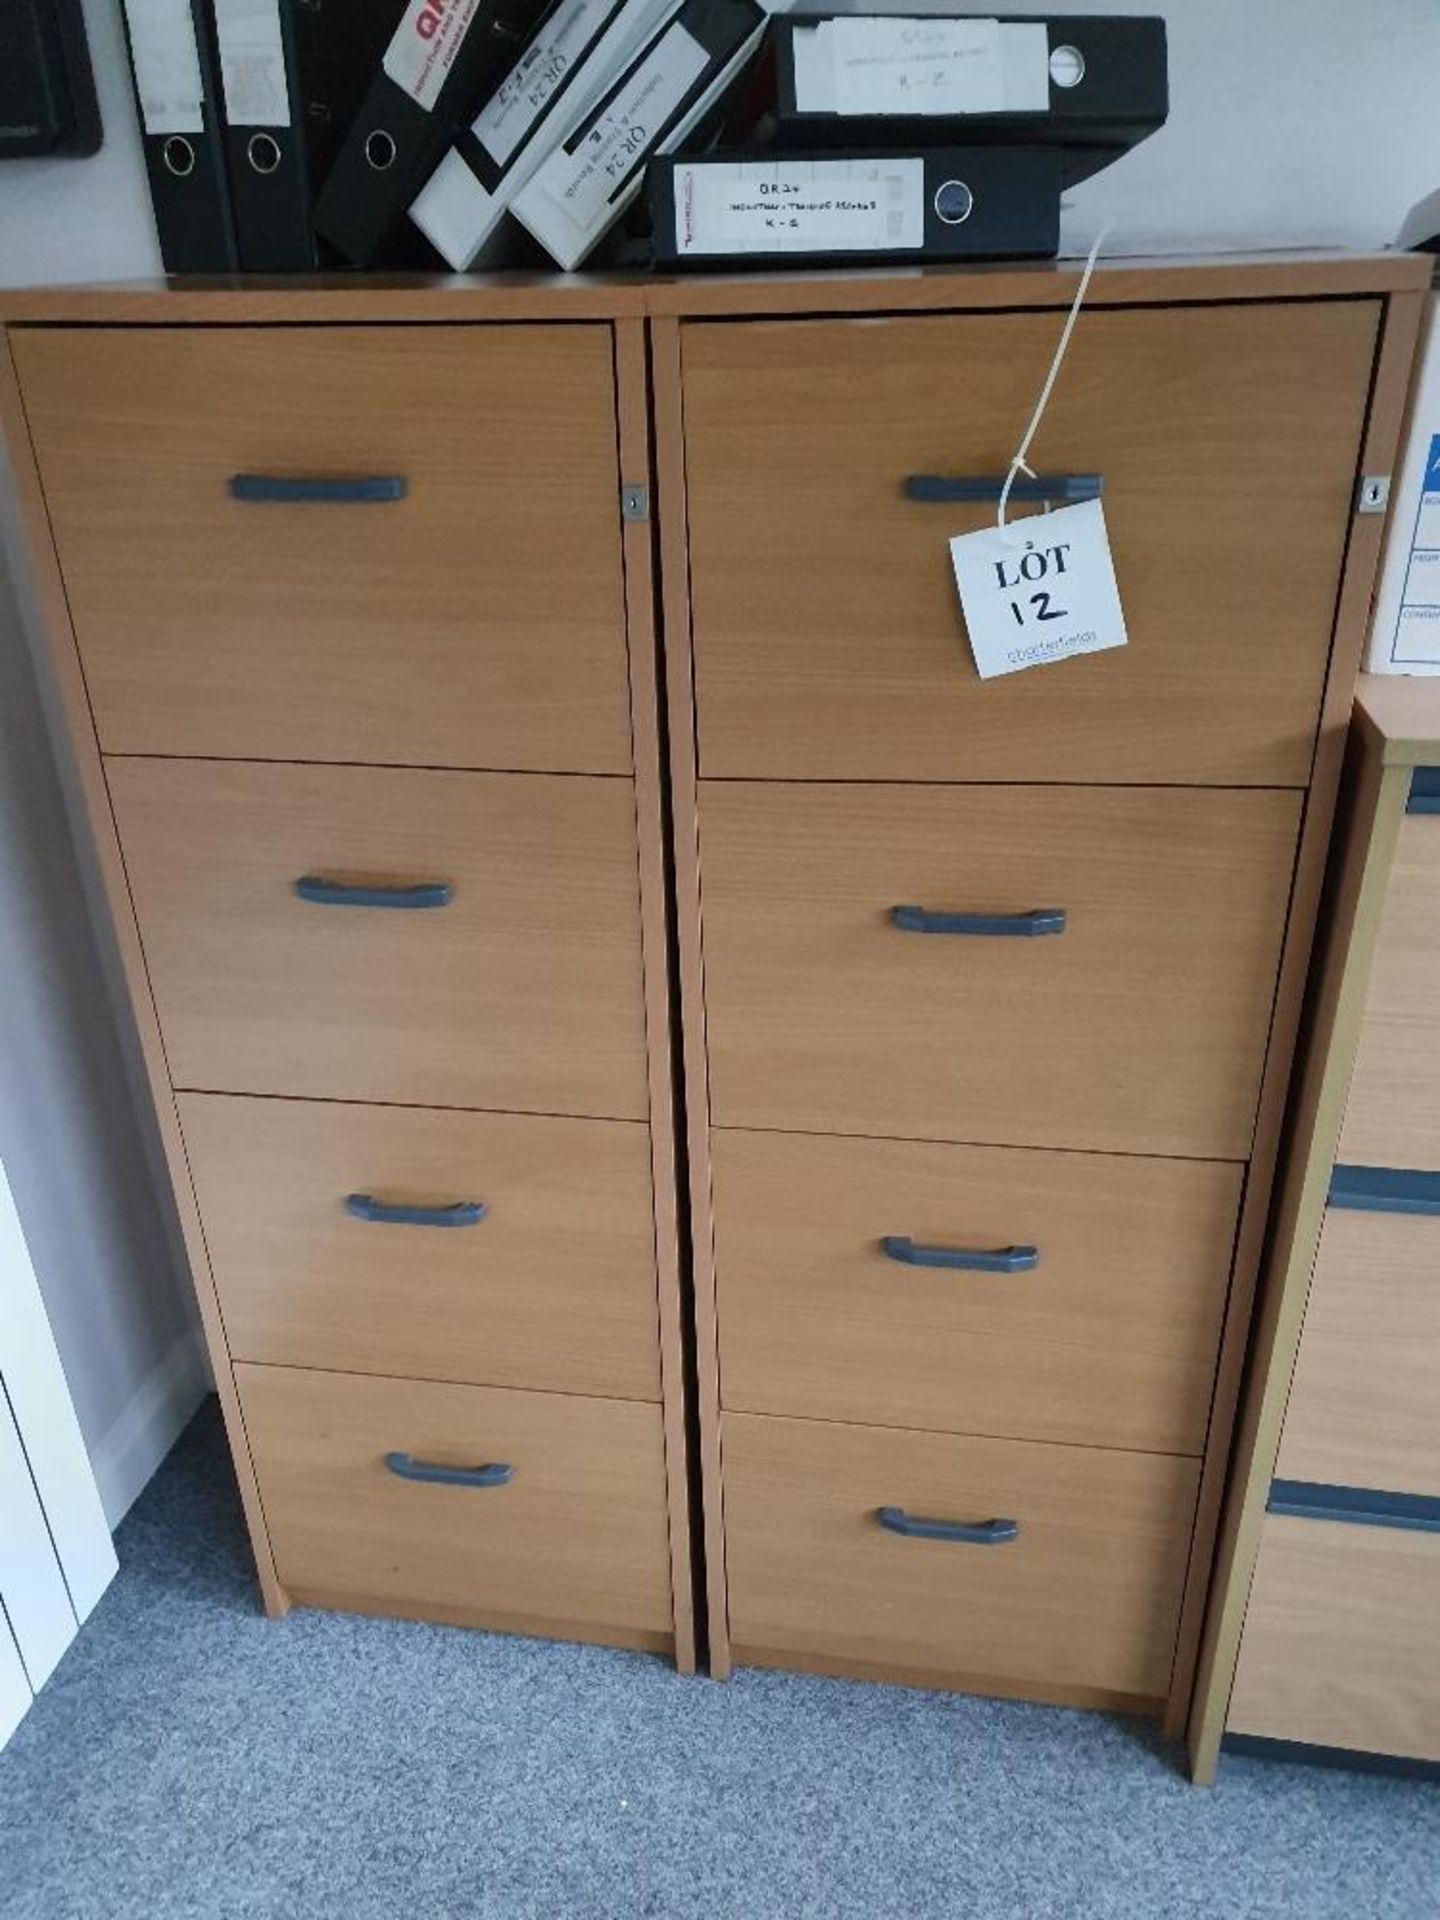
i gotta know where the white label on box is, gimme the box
[554,23,708,227]
[123,0,206,135]
[474,0,613,166]
[1368,298,1440,673]
[214,0,288,126]
[673,156,923,256]
[384,0,484,113]
[950,500,1128,680]
[1392,433,1440,665]
[830,16,1005,117]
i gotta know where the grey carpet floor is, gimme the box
[1,1403,1435,1920]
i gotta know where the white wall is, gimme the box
[0,0,199,1526]
[875,0,1440,257]
[0,0,160,288]
[0,553,203,1528]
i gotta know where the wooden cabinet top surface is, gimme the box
[0,250,1426,327]
[1356,674,1440,766]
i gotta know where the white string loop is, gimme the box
[997,223,1111,540]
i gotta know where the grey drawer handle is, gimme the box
[1267,1481,1440,1535]
[230,474,407,504]
[877,1507,1018,1545]
[1328,1167,1440,1217]
[904,473,1103,507]
[384,1454,514,1490]
[891,906,1066,938]
[295,876,452,910]
[882,1236,1038,1273]
[346,1194,486,1228]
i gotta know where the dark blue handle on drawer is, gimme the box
[1267,1481,1440,1535]
[877,1507,1019,1545]
[295,876,452,909]
[385,1454,513,1490]
[904,473,1103,506]
[346,1194,486,1228]
[882,1236,1038,1274]
[891,906,1066,938]
[230,474,407,504]
[1328,1167,1440,1217]
[1407,769,1440,815]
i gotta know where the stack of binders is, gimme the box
[644,12,1169,270]
[118,5,1166,276]
[119,0,431,271]
[410,0,768,270]
[120,0,767,273]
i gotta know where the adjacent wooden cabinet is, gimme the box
[0,255,1425,1741]
[1192,680,1440,1780]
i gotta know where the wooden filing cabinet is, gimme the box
[0,297,695,1664]
[0,256,1426,1726]
[1192,680,1440,1779]
[651,257,1425,1728]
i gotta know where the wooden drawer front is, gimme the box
[237,1364,674,1645]
[723,1412,1198,1702]
[1340,812,1440,1169]
[681,302,1377,785]
[110,759,648,1118]
[712,1132,1239,1455]
[1229,1515,1440,1762]
[181,1094,661,1401]
[13,326,632,773]
[700,783,1300,1158]
[1276,1203,1440,1498]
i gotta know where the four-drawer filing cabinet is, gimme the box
[650,256,1425,1733]
[1,301,697,1665]
[1192,679,1440,1781]
[0,256,1426,1743]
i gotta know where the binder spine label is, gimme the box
[384,0,485,111]
[832,16,1005,116]
[793,17,1049,117]
[473,0,616,167]
[555,23,707,223]
[672,156,923,256]
[123,0,206,133]
[214,0,288,125]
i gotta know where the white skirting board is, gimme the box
[89,1329,211,1530]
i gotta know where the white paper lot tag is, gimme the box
[949,499,1128,680]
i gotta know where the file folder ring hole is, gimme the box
[365,129,398,172]
[1050,44,1085,88]
[934,180,973,227]
[247,133,282,176]
[163,136,197,178]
